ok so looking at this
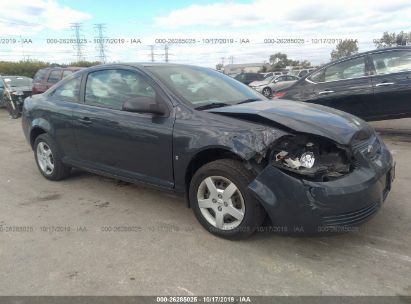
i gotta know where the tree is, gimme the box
[268,52,312,71]
[330,39,359,60]
[0,60,100,78]
[374,31,411,48]
[215,63,223,71]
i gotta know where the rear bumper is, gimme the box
[248,142,394,234]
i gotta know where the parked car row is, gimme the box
[0,66,84,118]
[32,67,83,95]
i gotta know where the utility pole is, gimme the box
[150,45,155,62]
[164,44,169,62]
[94,24,107,63]
[71,23,84,62]
[221,57,225,66]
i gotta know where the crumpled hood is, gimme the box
[207,99,373,145]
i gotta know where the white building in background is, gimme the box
[222,63,270,75]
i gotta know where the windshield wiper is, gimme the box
[235,98,262,105]
[195,102,229,110]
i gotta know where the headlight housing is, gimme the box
[270,134,353,182]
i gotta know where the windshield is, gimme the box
[5,76,32,87]
[146,65,265,109]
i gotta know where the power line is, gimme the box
[94,24,107,63]
[71,23,84,62]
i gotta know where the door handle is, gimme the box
[318,90,334,95]
[78,117,92,125]
[375,82,394,87]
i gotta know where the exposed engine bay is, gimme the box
[270,134,353,182]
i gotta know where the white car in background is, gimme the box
[261,71,283,79]
[249,75,299,97]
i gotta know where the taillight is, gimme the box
[273,92,286,98]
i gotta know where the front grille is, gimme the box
[321,202,379,227]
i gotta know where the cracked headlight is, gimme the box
[271,135,353,181]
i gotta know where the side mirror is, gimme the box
[122,96,166,116]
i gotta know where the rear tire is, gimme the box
[189,159,266,239]
[34,134,71,181]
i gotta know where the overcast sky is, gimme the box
[0,0,410,67]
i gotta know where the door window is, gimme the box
[371,50,411,75]
[50,76,81,102]
[85,69,156,110]
[324,57,366,82]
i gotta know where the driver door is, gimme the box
[71,68,175,189]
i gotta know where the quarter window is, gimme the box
[324,57,366,82]
[48,70,62,84]
[309,70,325,82]
[33,69,48,82]
[85,69,156,110]
[62,70,73,78]
[371,50,411,75]
[50,76,81,102]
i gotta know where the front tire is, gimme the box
[189,159,265,239]
[34,134,71,181]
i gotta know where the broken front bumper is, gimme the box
[248,142,395,234]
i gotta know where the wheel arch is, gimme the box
[30,125,48,148]
[184,147,247,207]
[29,118,53,149]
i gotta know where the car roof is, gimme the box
[38,66,84,71]
[299,46,411,80]
[326,46,411,66]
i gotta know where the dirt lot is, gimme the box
[0,108,410,296]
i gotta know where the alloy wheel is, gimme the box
[197,176,245,230]
[36,142,55,175]
[262,87,271,97]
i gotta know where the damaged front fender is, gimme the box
[248,144,393,233]
[229,127,289,161]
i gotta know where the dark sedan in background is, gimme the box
[22,63,394,239]
[0,76,9,108]
[275,47,411,121]
[1,76,32,117]
[234,72,264,85]
[3,76,32,100]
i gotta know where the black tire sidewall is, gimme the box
[262,87,272,97]
[189,160,264,239]
[34,134,69,181]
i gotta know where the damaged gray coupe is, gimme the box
[22,63,395,239]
